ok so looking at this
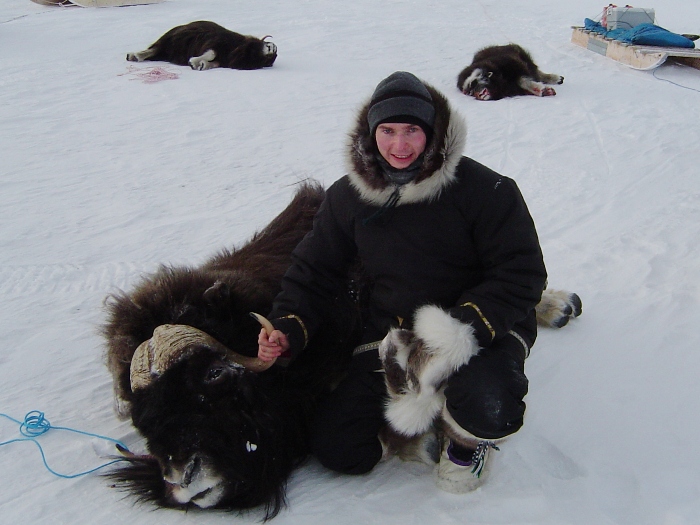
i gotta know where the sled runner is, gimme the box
[571,26,700,71]
[30,0,162,7]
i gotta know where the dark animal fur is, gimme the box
[103,182,361,520]
[102,182,580,518]
[457,44,563,100]
[126,21,277,70]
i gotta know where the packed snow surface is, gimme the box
[1,1,699,524]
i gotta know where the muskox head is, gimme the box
[459,67,502,101]
[259,36,277,68]
[109,325,312,520]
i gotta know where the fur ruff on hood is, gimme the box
[345,82,468,206]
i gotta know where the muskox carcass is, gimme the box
[126,21,278,71]
[102,181,581,519]
[102,182,361,519]
[457,44,564,101]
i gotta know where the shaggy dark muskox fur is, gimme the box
[126,21,277,71]
[102,181,580,519]
[103,182,361,520]
[457,43,563,100]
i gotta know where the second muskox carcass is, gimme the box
[457,44,563,101]
[126,21,278,71]
[102,182,361,519]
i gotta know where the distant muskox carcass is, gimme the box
[457,44,563,100]
[102,182,360,519]
[126,21,277,71]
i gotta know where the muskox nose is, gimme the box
[163,454,202,488]
[181,455,202,487]
[164,453,226,507]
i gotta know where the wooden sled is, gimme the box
[572,26,700,71]
[30,0,162,6]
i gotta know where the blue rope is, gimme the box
[652,67,700,93]
[0,410,130,479]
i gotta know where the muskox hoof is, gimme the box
[542,87,557,97]
[536,290,582,328]
[557,75,564,85]
[189,49,217,71]
[126,52,138,62]
[550,293,582,327]
[189,57,207,70]
[568,293,583,317]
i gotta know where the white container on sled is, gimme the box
[604,7,655,30]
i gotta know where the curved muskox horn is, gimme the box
[250,312,274,335]
[130,324,275,391]
[249,312,280,367]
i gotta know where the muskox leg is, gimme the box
[535,289,582,328]
[126,47,158,62]
[518,76,557,97]
[188,49,219,71]
[537,71,565,85]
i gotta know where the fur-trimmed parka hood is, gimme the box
[345,81,467,206]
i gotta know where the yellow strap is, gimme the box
[279,314,309,348]
[352,341,382,356]
[460,302,495,341]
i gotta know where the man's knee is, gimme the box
[444,351,528,439]
[310,361,386,474]
[312,433,383,474]
[311,399,384,474]
[445,383,526,438]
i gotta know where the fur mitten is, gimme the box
[379,305,480,436]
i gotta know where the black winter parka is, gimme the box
[270,82,547,360]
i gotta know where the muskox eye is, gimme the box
[204,365,227,385]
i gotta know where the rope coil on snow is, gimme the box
[19,410,52,437]
[0,410,129,479]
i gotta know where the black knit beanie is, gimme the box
[367,71,436,138]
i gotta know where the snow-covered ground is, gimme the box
[2,1,699,523]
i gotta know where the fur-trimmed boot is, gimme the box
[435,403,503,493]
[436,438,500,493]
